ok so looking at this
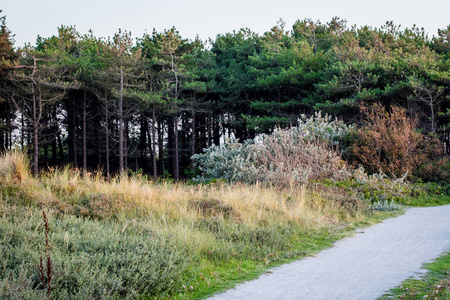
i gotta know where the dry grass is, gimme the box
[36,170,366,226]
[0,151,373,298]
[0,152,369,251]
[0,150,30,183]
[56,177,363,258]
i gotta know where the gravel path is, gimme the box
[209,205,450,300]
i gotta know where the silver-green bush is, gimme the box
[193,112,353,186]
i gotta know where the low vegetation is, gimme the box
[379,252,450,299]
[1,148,448,299]
[0,150,400,299]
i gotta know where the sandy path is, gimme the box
[209,205,450,300]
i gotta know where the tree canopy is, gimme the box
[0,14,449,178]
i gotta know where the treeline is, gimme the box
[0,14,449,178]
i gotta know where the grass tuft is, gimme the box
[0,150,30,183]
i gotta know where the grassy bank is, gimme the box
[0,151,444,299]
[379,252,450,299]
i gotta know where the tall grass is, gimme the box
[0,150,30,183]
[0,152,373,298]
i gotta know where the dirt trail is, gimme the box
[209,205,450,300]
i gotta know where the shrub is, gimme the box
[370,200,402,211]
[324,167,412,204]
[193,113,353,186]
[0,206,191,299]
[413,155,450,185]
[296,111,354,151]
[253,127,350,186]
[351,104,425,178]
[192,139,259,183]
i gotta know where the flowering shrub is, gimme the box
[193,113,353,186]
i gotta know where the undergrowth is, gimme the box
[0,206,189,299]
[0,151,446,298]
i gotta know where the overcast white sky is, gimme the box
[2,0,450,47]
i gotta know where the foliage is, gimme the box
[351,104,425,178]
[413,156,450,185]
[193,113,353,186]
[400,182,450,206]
[296,111,354,149]
[1,16,450,180]
[370,200,402,211]
[0,206,190,299]
[321,167,412,206]
[192,139,258,183]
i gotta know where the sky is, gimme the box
[2,0,450,47]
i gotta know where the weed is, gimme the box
[38,210,53,297]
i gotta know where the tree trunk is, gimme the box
[5,107,10,150]
[173,115,179,181]
[146,123,152,171]
[124,119,128,172]
[57,133,65,164]
[158,120,164,175]
[213,116,220,146]
[31,57,41,177]
[181,114,188,168]
[199,114,207,150]
[152,109,157,180]
[21,111,24,149]
[138,116,148,174]
[430,97,435,133]
[168,117,174,177]
[82,90,87,172]
[118,67,124,174]
[0,120,4,151]
[139,116,147,157]
[51,108,58,164]
[105,96,110,179]
[72,100,78,167]
[191,113,195,165]
[207,114,212,147]
[32,88,39,177]
[33,118,38,176]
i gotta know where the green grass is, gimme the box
[400,182,450,207]
[378,252,450,299]
[178,227,353,300]
[400,194,450,207]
